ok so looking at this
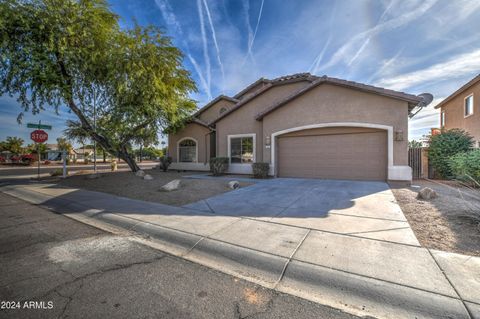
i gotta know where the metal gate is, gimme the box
[408,147,422,179]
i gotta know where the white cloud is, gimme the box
[320,0,437,70]
[202,0,225,92]
[377,49,480,91]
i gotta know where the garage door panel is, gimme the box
[277,131,387,181]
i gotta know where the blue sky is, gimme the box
[1,0,480,147]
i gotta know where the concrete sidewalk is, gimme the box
[1,182,479,319]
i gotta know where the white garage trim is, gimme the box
[270,122,411,181]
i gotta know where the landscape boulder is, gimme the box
[160,179,181,192]
[111,160,117,172]
[417,187,438,200]
[227,180,240,190]
[143,174,153,180]
[135,170,146,177]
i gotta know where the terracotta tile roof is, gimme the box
[255,75,424,120]
[193,95,238,117]
[233,73,316,99]
[434,73,480,109]
[211,73,317,124]
[190,117,212,128]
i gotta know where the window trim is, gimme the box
[464,93,474,118]
[177,137,198,163]
[227,133,256,165]
[441,110,446,127]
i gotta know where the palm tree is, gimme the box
[5,136,24,155]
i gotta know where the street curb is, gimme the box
[0,185,474,319]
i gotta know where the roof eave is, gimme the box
[193,95,239,117]
[256,78,423,120]
[434,74,480,109]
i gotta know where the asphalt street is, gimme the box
[0,192,363,319]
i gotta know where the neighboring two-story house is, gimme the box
[435,73,480,148]
[168,73,431,182]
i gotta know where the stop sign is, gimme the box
[30,130,48,143]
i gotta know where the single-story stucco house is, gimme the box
[168,73,431,182]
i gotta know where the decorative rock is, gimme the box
[160,179,182,192]
[86,174,100,180]
[111,160,117,172]
[135,170,145,177]
[143,174,153,180]
[417,187,437,200]
[227,180,240,190]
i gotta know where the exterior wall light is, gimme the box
[395,130,404,141]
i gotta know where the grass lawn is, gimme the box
[58,169,251,207]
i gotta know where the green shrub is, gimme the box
[449,149,480,185]
[159,156,172,172]
[427,129,474,178]
[252,162,269,178]
[209,157,229,176]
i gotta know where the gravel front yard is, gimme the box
[58,169,251,207]
[390,179,480,256]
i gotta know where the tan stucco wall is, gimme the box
[261,83,410,165]
[197,99,236,124]
[237,82,268,100]
[441,82,480,143]
[168,123,211,163]
[215,81,311,159]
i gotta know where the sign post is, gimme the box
[28,121,50,180]
[62,150,67,178]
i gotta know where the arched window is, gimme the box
[219,107,227,114]
[178,138,197,162]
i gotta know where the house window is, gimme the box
[178,138,197,162]
[230,135,254,163]
[219,107,227,114]
[465,94,474,117]
[441,111,445,127]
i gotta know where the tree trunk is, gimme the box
[118,145,140,172]
[102,150,106,163]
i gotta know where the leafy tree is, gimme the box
[408,140,423,148]
[4,136,24,154]
[27,143,48,154]
[134,147,163,160]
[56,137,73,152]
[427,129,474,178]
[0,0,196,172]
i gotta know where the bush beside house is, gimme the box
[449,149,480,186]
[209,157,229,176]
[428,129,474,178]
[252,163,269,178]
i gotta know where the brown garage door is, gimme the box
[277,128,387,180]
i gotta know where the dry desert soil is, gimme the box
[390,179,480,257]
[59,169,251,207]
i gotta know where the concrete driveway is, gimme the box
[2,178,478,318]
[184,178,419,246]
